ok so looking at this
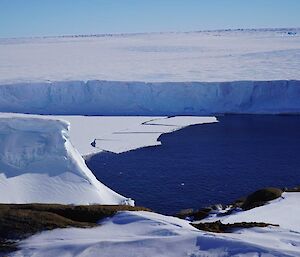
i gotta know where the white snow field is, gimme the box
[0,115,133,205]
[11,194,300,257]
[0,28,300,84]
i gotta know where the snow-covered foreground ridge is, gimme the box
[12,193,300,257]
[1,80,300,115]
[0,116,132,205]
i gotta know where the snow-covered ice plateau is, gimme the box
[0,28,300,83]
[1,29,300,115]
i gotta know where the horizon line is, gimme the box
[0,26,299,40]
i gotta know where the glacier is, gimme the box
[0,115,133,205]
[1,29,300,115]
[0,80,300,115]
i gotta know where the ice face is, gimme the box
[0,80,299,115]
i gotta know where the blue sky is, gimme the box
[0,0,300,38]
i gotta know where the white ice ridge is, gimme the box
[0,114,217,156]
[0,115,133,205]
[12,194,300,257]
[1,80,300,115]
[0,28,300,83]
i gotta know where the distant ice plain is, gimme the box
[0,28,299,84]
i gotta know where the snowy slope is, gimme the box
[0,115,132,205]
[0,28,300,83]
[200,192,300,233]
[1,80,300,115]
[12,204,300,257]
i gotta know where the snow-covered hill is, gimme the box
[11,193,300,257]
[0,115,132,205]
[1,80,300,115]
[0,28,299,83]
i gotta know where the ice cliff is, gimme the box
[0,116,133,205]
[0,80,300,115]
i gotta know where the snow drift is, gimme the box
[0,80,300,115]
[0,116,133,205]
[12,200,300,257]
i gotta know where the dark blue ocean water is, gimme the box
[87,115,300,214]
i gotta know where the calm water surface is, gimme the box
[87,115,300,214]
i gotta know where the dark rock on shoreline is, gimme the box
[238,187,283,210]
[177,187,288,222]
[0,204,149,253]
[175,207,213,221]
